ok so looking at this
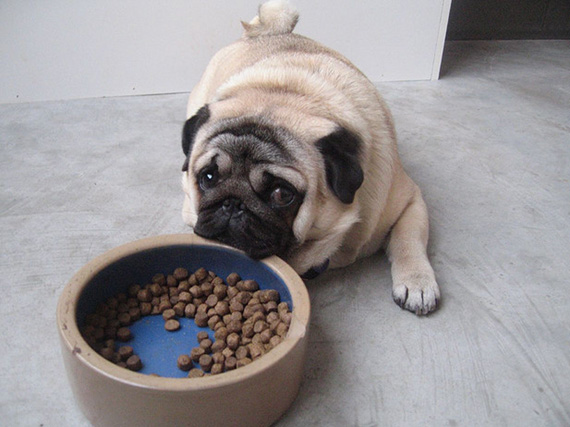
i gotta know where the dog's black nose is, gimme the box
[222,197,245,214]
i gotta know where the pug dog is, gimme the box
[181,0,440,314]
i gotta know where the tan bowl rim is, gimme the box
[57,233,310,392]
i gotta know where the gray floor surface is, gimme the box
[1,40,569,426]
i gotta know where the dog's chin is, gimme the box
[193,216,291,260]
[195,229,276,259]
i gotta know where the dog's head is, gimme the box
[181,101,364,267]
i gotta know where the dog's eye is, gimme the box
[270,185,295,208]
[199,168,218,190]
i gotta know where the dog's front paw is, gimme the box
[392,273,440,315]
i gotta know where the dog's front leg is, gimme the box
[387,185,440,315]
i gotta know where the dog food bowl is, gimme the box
[57,234,310,427]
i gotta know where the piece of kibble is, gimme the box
[118,345,134,361]
[173,267,189,281]
[177,354,193,371]
[224,356,237,371]
[184,303,196,318]
[188,368,204,378]
[195,268,208,282]
[212,352,225,365]
[116,327,132,342]
[196,331,209,342]
[126,355,142,371]
[164,319,180,331]
[195,312,209,327]
[211,363,223,375]
[99,347,115,361]
[199,338,213,353]
[211,339,226,353]
[199,354,213,372]
[162,308,176,321]
[190,347,206,362]
[235,346,249,360]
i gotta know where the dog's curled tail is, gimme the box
[242,0,299,38]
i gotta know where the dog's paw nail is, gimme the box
[392,275,440,315]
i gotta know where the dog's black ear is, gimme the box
[316,127,364,204]
[182,105,210,161]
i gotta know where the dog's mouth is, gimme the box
[193,199,292,260]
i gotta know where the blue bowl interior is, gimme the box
[76,244,292,378]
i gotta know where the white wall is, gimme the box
[0,0,451,104]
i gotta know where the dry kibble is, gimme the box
[199,354,213,372]
[116,327,132,342]
[237,280,259,292]
[213,284,227,300]
[249,343,264,360]
[184,303,196,318]
[188,368,204,378]
[227,319,243,335]
[207,315,221,330]
[83,266,292,377]
[152,273,166,285]
[189,285,203,298]
[99,347,115,361]
[219,344,232,355]
[260,329,273,344]
[190,347,206,362]
[195,268,208,282]
[195,312,209,327]
[197,331,209,342]
[173,267,189,281]
[118,345,134,361]
[178,281,190,292]
[254,320,269,334]
[126,355,142,371]
[266,311,279,324]
[214,301,230,316]
[117,312,131,326]
[164,319,180,332]
[179,291,192,303]
[212,352,225,365]
[158,301,172,313]
[205,294,218,308]
[149,283,162,297]
[227,287,239,300]
[280,311,292,325]
[226,273,241,286]
[224,356,237,371]
[129,307,141,322]
[162,308,176,321]
[211,363,223,375]
[235,346,249,360]
[201,282,214,296]
[214,327,229,342]
[166,275,178,287]
[173,302,186,317]
[241,322,254,338]
[177,354,193,371]
[137,289,152,303]
[211,339,226,353]
[226,333,240,350]
[269,335,282,348]
[199,339,213,353]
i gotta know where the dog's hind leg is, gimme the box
[386,184,440,315]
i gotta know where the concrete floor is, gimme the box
[1,40,569,426]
